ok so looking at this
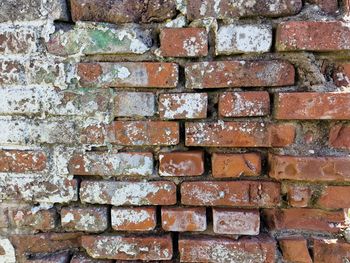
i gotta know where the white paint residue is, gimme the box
[0,238,16,263]
[111,209,150,226]
[216,24,272,55]
[61,212,74,223]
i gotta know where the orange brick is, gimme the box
[159,28,208,57]
[212,153,261,178]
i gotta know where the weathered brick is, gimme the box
[159,151,204,177]
[28,250,71,263]
[316,186,350,209]
[187,0,302,20]
[0,60,24,85]
[219,92,270,117]
[313,239,350,263]
[0,30,36,54]
[279,238,312,263]
[216,24,272,55]
[0,176,78,204]
[213,208,260,235]
[80,122,106,145]
[329,125,350,149]
[68,152,153,177]
[0,87,109,117]
[159,93,208,119]
[106,121,179,146]
[80,181,176,206]
[185,122,295,147]
[0,118,78,145]
[179,235,276,263]
[269,154,350,182]
[308,0,339,14]
[10,233,81,262]
[276,21,350,51]
[61,207,108,232]
[9,207,57,231]
[111,207,156,231]
[284,184,312,207]
[159,28,208,57]
[185,60,295,89]
[0,150,46,173]
[47,23,152,56]
[333,63,350,87]
[212,153,261,178]
[77,62,178,88]
[0,0,68,22]
[70,0,176,23]
[82,235,173,260]
[181,181,280,207]
[71,252,114,263]
[263,208,348,233]
[275,92,350,119]
[161,207,206,232]
[114,92,155,117]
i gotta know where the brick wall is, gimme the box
[0,0,350,262]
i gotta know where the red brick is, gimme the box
[284,184,312,207]
[269,154,350,182]
[279,237,312,263]
[275,92,350,120]
[10,233,81,262]
[68,152,153,177]
[9,207,56,231]
[219,92,270,117]
[106,121,179,146]
[313,239,350,263]
[179,235,276,262]
[0,150,46,173]
[329,125,350,149]
[77,62,178,88]
[159,151,204,177]
[333,63,350,87]
[70,0,176,23]
[71,252,113,263]
[111,207,156,231]
[61,207,108,232]
[308,0,338,14]
[185,60,295,89]
[159,93,208,119]
[80,180,176,206]
[161,207,206,232]
[181,181,280,207]
[317,186,350,209]
[82,235,173,260]
[187,0,302,20]
[263,208,348,233]
[185,122,295,147]
[212,208,260,235]
[159,28,208,57]
[276,21,350,51]
[212,153,261,178]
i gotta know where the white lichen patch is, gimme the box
[216,24,272,55]
[111,208,151,227]
[81,181,173,206]
[160,93,207,119]
[80,152,153,177]
[114,92,155,117]
[182,31,207,56]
